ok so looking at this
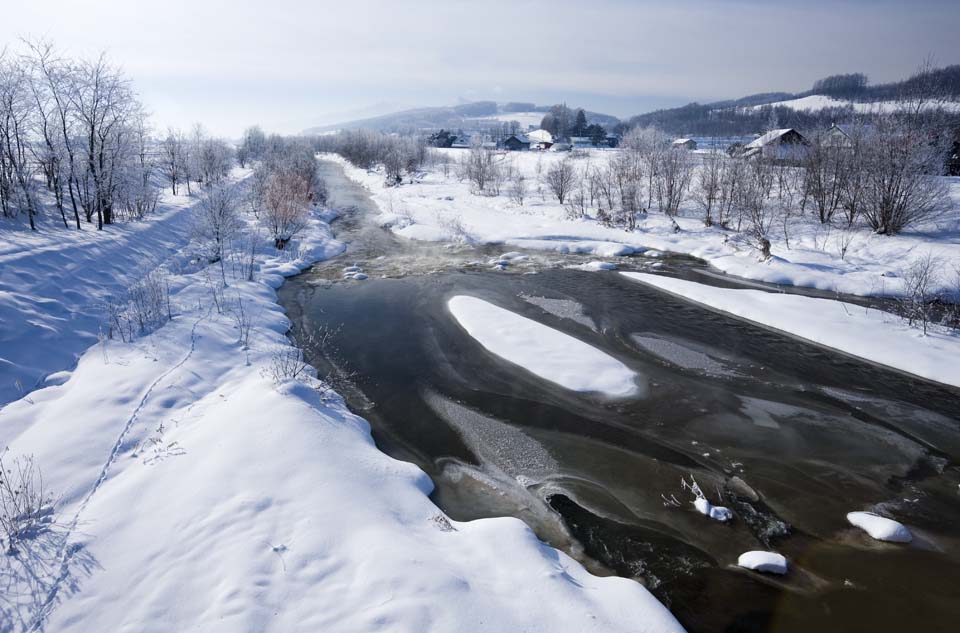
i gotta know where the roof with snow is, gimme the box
[745,128,804,148]
[527,129,553,143]
[672,138,694,144]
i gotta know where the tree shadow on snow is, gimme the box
[0,523,100,632]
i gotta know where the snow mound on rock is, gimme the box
[737,551,788,574]
[847,511,912,543]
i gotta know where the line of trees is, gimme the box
[0,42,242,233]
[314,129,428,185]
[1,42,158,230]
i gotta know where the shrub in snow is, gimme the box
[105,270,173,342]
[737,551,788,574]
[0,450,56,554]
[897,252,941,335]
[846,511,912,543]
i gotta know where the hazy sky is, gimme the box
[4,1,959,137]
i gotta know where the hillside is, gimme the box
[626,65,960,136]
[304,101,619,134]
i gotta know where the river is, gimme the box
[278,160,960,633]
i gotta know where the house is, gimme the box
[672,138,697,151]
[501,134,530,151]
[570,136,593,149]
[743,128,808,161]
[824,123,875,149]
[605,133,621,148]
[451,134,472,149]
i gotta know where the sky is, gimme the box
[3,0,959,137]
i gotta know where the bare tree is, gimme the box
[195,184,242,283]
[544,157,577,204]
[262,172,310,249]
[160,129,188,195]
[461,140,500,194]
[898,252,941,334]
[858,119,949,235]
[738,159,776,258]
[693,152,724,226]
[802,127,852,224]
[509,173,527,205]
[653,147,693,217]
[0,54,41,229]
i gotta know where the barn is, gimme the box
[502,134,531,151]
[672,138,697,150]
[743,128,808,161]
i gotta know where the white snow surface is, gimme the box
[745,94,960,114]
[0,177,684,632]
[325,151,960,298]
[621,272,960,389]
[447,295,639,397]
[737,551,788,574]
[847,512,913,543]
[694,497,734,522]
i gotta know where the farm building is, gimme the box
[451,134,472,149]
[672,138,697,150]
[501,134,531,151]
[743,128,809,161]
[527,129,553,144]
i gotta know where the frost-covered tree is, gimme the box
[195,184,242,283]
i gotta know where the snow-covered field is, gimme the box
[744,94,960,114]
[324,150,960,298]
[621,273,960,389]
[0,176,684,631]
[468,111,545,129]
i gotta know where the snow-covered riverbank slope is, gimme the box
[622,272,960,389]
[324,151,960,298]
[0,179,684,631]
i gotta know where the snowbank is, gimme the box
[847,511,913,543]
[621,272,960,389]
[737,551,788,574]
[447,295,640,397]
[323,152,960,299]
[0,186,683,631]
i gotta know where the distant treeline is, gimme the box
[623,63,960,136]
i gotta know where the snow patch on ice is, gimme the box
[622,272,960,389]
[447,295,639,397]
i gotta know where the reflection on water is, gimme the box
[278,160,960,633]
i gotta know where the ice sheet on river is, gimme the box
[448,295,639,397]
[622,272,960,389]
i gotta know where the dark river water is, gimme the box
[279,160,960,633]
